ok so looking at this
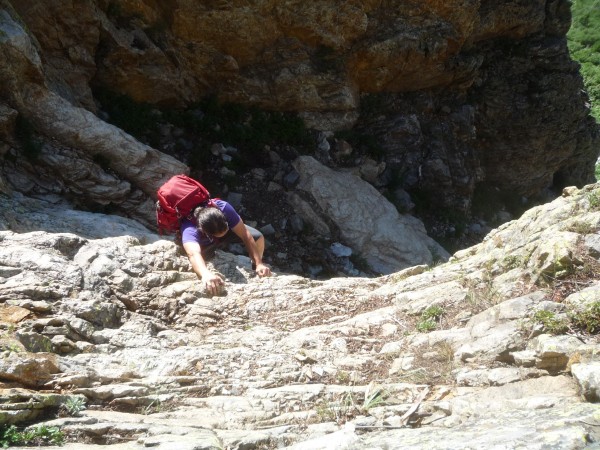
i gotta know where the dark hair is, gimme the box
[193,206,228,236]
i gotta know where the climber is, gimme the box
[181,199,272,294]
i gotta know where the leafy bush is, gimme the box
[532,310,569,334]
[416,319,437,332]
[588,190,600,210]
[568,0,600,180]
[63,396,86,416]
[0,425,64,447]
[530,302,600,336]
[570,301,600,333]
[416,305,445,332]
[568,0,600,121]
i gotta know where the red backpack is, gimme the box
[156,174,212,234]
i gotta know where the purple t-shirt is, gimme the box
[180,199,241,247]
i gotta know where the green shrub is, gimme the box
[63,396,86,416]
[568,0,600,121]
[0,425,64,447]
[416,318,437,332]
[530,302,600,335]
[570,301,600,333]
[532,310,570,334]
[502,254,524,270]
[421,305,444,321]
[416,305,445,332]
[564,220,597,234]
[588,190,600,210]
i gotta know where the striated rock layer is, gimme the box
[0,175,600,447]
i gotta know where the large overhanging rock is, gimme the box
[1,0,598,216]
[0,7,44,96]
[17,85,187,199]
[292,155,449,274]
[0,7,188,223]
[0,0,596,224]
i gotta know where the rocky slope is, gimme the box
[1,2,600,445]
[0,179,599,448]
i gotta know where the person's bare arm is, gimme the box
[182,241,224,294]
[231,221,271,277]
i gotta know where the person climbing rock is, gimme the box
[181,199,272,294]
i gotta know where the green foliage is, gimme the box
[570,301,600,333]
[462,270,503,313]
[314,386,388,425]
[563,219,597,234]
[0,425,64,448]
[315,393,357,424]
[568,0,600,121]
[141,398,162,415]
[416,319,437,332]
[588,190,600,210]
[421,305,444,321]
[362,384,388,411]
[569,0,600,188]
[532,310,569,335]
[0,425,19,447]
[416,305,445,332]
[336,370,351,384]
[63,396,86,416]
[529,302,600,336]
[502,254,525,270]
[0,342,21,354]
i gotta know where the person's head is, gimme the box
[193,206,229,238]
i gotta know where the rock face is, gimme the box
[0,0,598,223]
[0,2,598,446]
[0,6,187,226]
[293,155,449,273]
[1,166,600,447]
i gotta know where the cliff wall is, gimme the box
[0,0,598,270]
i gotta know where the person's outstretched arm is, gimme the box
[182,241,224,294]
[231,221,272,277]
